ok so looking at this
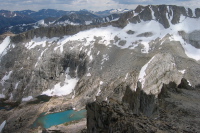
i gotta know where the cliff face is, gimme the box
[0,5,200,132]
[86,80,200,133]
[130,5,200,28]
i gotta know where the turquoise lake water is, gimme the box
[32,109,86,129]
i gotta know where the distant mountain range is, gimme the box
[0,9,130,34]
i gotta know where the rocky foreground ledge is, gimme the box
[86,79,200,133]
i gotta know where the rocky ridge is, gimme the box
[87,80,200,133]
[0,4,200,133]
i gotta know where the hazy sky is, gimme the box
[0,0,199,11]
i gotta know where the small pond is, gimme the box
[31,109,86,129]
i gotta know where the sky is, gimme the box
[0,0,199,11]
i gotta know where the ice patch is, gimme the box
[0,36,10,56]
[0,120,6,132]
[22,96,33,102]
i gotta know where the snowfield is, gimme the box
[42,68,79,96]
[0,37,11,58]
[52,14,200,60]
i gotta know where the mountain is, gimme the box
[0,5,200,133]
[0,10,36,34]
[27,9,69,21]
[92,8,130,17]
[0,9,68,34]
[0,9,127,34]
[51,10,100,26]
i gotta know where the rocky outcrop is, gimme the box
[130,5,200,28]
[11,25,96,44]
[92,14,121,24]
[140,53,183,95]
[86,80,200,133]
[179,30,200,49]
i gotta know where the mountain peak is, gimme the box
[130,5,200,28]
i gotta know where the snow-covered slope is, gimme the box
[0,6,200,104]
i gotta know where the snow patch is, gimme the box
[179,69,186,74]
[96,82,103,96]
[22,96,33,102]
[25,37,58,49]
[37,19,48,26]
[138,56,155,88]
[0,120,6,133]
[35,48,48,67]
[1,71,12,86]
[53,20,166,53]
[101,54,109,64]
[0,36,10,55]
[187,80,192,86]
[86,73,91,76]
[9,93,13,100]
[100,81,104,85]
[42,68,79,96]
[85,21,92,25]
[125,73,129,80]
[0,94,5,98]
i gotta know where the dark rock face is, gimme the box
[126,30,135,35]
[92,14,121,24]
[134,5,145,14]
[111,11,134,28]
[86,82,157,133]
[130,5,200,28]
[195,8,200,17]
[60,52,87,78]
[122,82,157,117]
[178,30,200,49]
[86,80,200,133]
[136,32,153,37]
[10,25,95,43]
[178,78,194,90]
[151,5,170,28]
